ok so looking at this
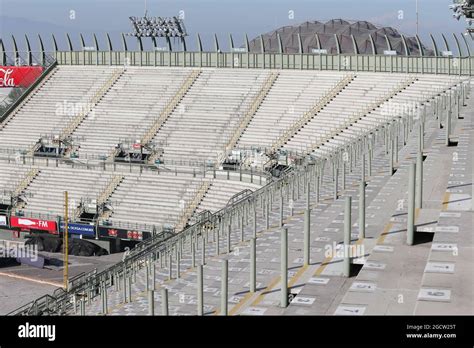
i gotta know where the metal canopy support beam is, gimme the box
[181,37,187,52]
[0,39,5,66]
[260,35,265,54]
[277,33,283,54]
[351,34,359,55]
[369,34,377,55]
[441,34,450,52]
[93,33,99,51]
[196,34,203,52]
[229,34,234,51]
[401,34,410,56]
[106,33,113,65]
[66,33,73,51]
[80,33,86,49]
[38,34,45,66]
[334,34,341,55]
[415,35,424,56]
[11,35,19,63]
[297,33,303,54]
[51,34,59,52]
[25,34,32,65]
[460,33,471,56]
[214,34,220,52]
[106,33,113,51]
[122,33,128,52]
[452,33,463,57]
[137,37,144,51]
[315,34,322,50]
[430,34,439,57]
[384,35,392,51]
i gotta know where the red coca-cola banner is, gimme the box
[0,66,44,88]
[10,216,57,233]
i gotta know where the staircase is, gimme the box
[270,73,355,153]
[26,68,125,156]
[13,168,39,197]
[217,71,280,164]
[12,168,40,209]
[139,69,202,160]
[304,76,417,156]
[62,68,124,140]
[175,180,212,232]
[97,174,124,219]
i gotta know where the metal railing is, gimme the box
[52,50,474,76]
[175,180,211,231]
[218,71,280,163]
[270,73,355,153]
[304,76,418,156]
[140,69,202,150]
[12,168,39,197]
[97,174,123,207]
[59,68,124,141]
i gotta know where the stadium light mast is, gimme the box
[126,10,188,50]
[416,0,419,36]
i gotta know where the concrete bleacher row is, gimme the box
[0,66,463,167]
[72,68,192,159]
[0,66,117,152]
[0,161,264,231]
[153,68,270,164]
[236,70,349,149]
[0,66,465,235]
[0,164,33,204]
[296,74,463,159]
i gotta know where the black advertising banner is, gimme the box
[98,226,151,241]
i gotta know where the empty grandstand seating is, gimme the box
[152,69,270,165]
[195,179,262,214]
[0,64,464,235]
[104,172,203,230]
[0,163,34,204]
[0,66,117,152]
[237,70,349,149]
[283,73,412,153]
[72,67,193,158]
[18,166,114,220]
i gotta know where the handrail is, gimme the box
[175,179,211,231]
[217,71,279,164]
[140,69,202,152]
[13,168,39,197]
[303,76,417,156]
[60,68,124,141]
[270,73,355,153]
[97,174,123,207]
[24,67,124,157]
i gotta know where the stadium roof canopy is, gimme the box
[248,19,434,56]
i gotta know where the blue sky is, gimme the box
[0,0,469,51]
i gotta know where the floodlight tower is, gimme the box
[450,0,474,34]
[126,10,188,51]
[416,0,419,36]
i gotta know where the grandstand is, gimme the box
[0,21,472,317]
